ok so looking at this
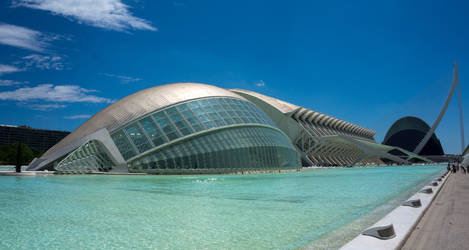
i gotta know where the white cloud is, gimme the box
[101,73,142,83]
[0,79,24,86]
[21,54,65,70]
[64,114,91,119]
[0,23,50,52]
[14,0,157,32]
[21,103,66,111]
[255,80,265,87]
[0,64,22,76]
[0,84,113,103]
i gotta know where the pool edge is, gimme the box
[339,169,450,250]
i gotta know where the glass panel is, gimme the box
[127,126,298,172]
[166,131,179,141]
[56,140,115,172]
[111,97,282,166]
[173,120,191,134]
[125,123,152,153]
[198,114,210,122]
[202,105,214,113]
[207,98,218,105]
[192,107,205,116]
[213,103,224,112]
[178,126,192,136]
[167,108,193,135]
[111,130,137,160]
[139,117,168,146]
[166,107,182,121]
[221,102,233,111]
[154,113,181,138]
[187,101,200,110]
[203,120,216,129]
[176,103,189,112]
[185,116,205,132]
[210,115,225,126]
[198,99,210,107]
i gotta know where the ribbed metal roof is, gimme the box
[231,88,376,137]
[42,83,246,158]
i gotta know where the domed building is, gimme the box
[382,116,444,156]
[29,83,431,173]
[28,83,300,173]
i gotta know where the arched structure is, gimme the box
[414,62,463,154]
[28,83,300,173]
[230,89,428,166]
[383,116,444,156]
[29,82,432,173]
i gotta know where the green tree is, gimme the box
[0,142,35,167]
[0,145,13,165]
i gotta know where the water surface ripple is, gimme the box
[0,165,444,249]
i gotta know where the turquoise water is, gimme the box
[0,165,444,249]
[0,166,28,171]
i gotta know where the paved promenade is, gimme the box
[402,171,469,250]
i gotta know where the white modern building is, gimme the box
[28,82,429,173]
[231,89,429,166]
[28,83,300,173]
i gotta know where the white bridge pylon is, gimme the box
[413,61,465,154]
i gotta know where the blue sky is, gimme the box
[0,0,467,154]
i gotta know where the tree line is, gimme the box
[0,142,43,166]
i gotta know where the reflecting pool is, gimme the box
[0,165,444,249]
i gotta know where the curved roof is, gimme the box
[230,88,376,138]
[42,83,245,158]
[382,116,444,155]
[383,116,432,143]
[229,89,300,114]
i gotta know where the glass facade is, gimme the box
[105,96,299,172]
[110,97,276,160]
[128,126,298,172]
[55,140,114,173]
[110,130,137,160]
